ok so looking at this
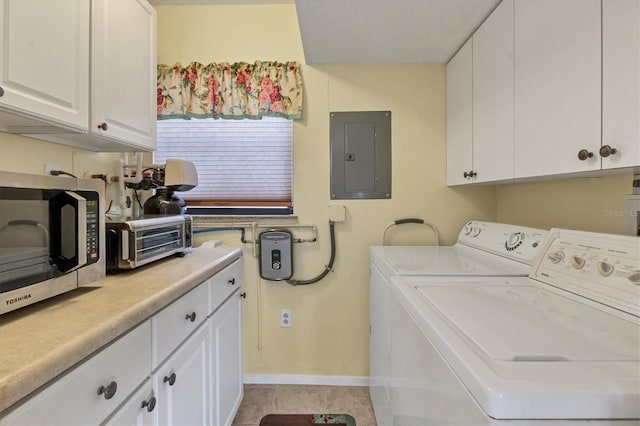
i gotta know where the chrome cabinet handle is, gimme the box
[599,145,617,157]
[463,170,477,178]
[577,149,593,161]
[97,381,118,400]
[163,372,177,386]
[141,395,157,412]
[228,278,236,285]
[185,312,196,322]
[97,122,108,131]
[240,292,247,299]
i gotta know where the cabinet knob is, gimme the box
[228,278,236,285]
[97,381,118,400]
[163,372,177,386]
[577,149,593,161]
[240,292,247,299]
[97,122,108,131]
[599,145,617,158]
[0,86,4,97]
[141,395,157,412]
[185,311,197,322]
[463,170,476,178]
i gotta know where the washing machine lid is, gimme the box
[370,245,531,277]
[392,274,640,419]
[417,285,640,361]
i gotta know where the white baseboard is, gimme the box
[243,373,369,387]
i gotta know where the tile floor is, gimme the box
[232,384,377,426]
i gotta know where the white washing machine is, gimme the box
[369,221,548,425]
[371,221,548,279]
[389,229,640,425]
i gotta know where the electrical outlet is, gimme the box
[44,164,60,176]
[280,309,292,327]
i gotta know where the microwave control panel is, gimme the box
[81,191,100,264]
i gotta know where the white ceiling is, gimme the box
[149,0,501,64]
[295,0,501,64]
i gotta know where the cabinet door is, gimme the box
[369,265,392,426]
[91,0,157,150]
[210,290,244,426]
[514,0,601,177]
[603,0,640,169]
[103,378,158,426]
[156,322,210,426]
[0,0,88,131]
[0,322,151,426]
[472,0,514,183]
[446,39,473,186]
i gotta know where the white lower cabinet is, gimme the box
[210,290,244,426]
[0,259,244,426]
[103,378,158,426]
[156,322,211,426]
[0,321,152,426]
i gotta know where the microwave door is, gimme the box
[49,191,87,272]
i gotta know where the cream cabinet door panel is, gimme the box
[514,0,601,177]
[156,322,210,426]
[0,0,88,131]
[473,0,514,183]
[446,39,474,185]
[92,0,157,150]
[103,378,158,426]
[603,0,640,169]
[210,290,244,426]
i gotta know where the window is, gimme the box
[155,117,293,215]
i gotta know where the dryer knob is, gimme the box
[597,261,614,277]
[547,251,564,264]
[570,255,586,270]
[627,270,640,285]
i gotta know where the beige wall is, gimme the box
[496,174,633,234]
[157,4,496,378]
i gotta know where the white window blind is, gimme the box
[155,117,293,206]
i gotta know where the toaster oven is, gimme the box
[105,215,192,273]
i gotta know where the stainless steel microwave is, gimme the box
[0,171,105,315]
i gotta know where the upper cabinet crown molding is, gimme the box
[0,0,157,152]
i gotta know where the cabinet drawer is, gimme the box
[152,281,209,369]
[0,321,151,426]
[210,259,243,313]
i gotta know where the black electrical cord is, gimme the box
[286,221,336,286]
[50,170,77,178]
[134,190,143,210]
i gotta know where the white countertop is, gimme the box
[0,245,242,414]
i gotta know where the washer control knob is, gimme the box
[505,232,524,251]
[463,225,472,235]
[471,228,481,237]
[597,261,615,277]
[548,251,564,264]
[570,255,586,270]
[627,270,640,285]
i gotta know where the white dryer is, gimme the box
[390,229,640,425]
[369,221,548,425]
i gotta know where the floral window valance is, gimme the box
[157,61,303,120]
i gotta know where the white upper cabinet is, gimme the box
[472,0,514,183]
[602,0,640,169]
[514,0,602,178]
[91,0,157,151]
[0,0,89,133]
[446,39,473,186]
[0,0,156,152]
